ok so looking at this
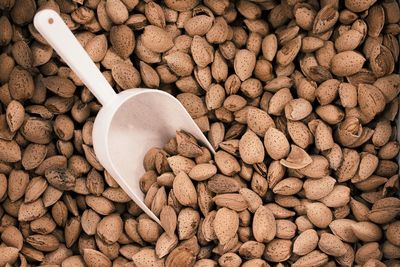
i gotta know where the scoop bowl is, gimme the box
[34,9,214,223]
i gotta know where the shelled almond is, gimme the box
[0,0,399,266]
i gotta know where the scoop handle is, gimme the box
[34,9,116,106]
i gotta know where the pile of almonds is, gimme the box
[0,0,400,266]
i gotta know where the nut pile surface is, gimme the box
[0,0,400,266]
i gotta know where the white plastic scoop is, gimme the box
[34,10,214,223]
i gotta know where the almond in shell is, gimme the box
[167,155,196,175]
[306,202,332,228]
[178,208,200,240]
[8,170,29,202]
[354,242,381,265]
[213,207,239,245]
[110,25,135,59]
[365,4,385,38]
[164,51,194,77]
[0,16,12,46]
[252,205,276,243]
[160,205,177,237]
[191,36,214,68]
[85,34,108,63]
[83,248,112,267]
[239,188,262,213]
[156,232,178,258]
[31,41,52,67]
[262,34,278,61]
[358,83,386,119]
[386,221,400,246]
[292,250,329,267]
[6,100,24,132]
[298,155,330,178]
[8,67,34,101]
[188,163,217,181]
[111,62,141,90]
[96,214,123,245]
[351,221,382,242]
[293,229,319,256]
[318,232,347,257]
[312,5,339,34]
[272,177,303,196]
[284,98,312,121]
[345,0,377,12]
[268,88,293,116]
[1,226,23,250]
[264,127,290,160]
[213,193,248,212]
[373,74,400,103]
[234,49,256,81]
[239,130,264,164]
[165,246,195,267]
[42,76,76,98]
[0,53,14,83]
[145,1,166,28]
[335,29,363,52]
[287,121,313,149]
[172,172,197,208]
[0,174,6,200]
[276,35,302,66]
[303,176,336,200]
[138,218,162,243]
[206,17,229,44]
[140,61,160,89]
[214,151,240,176]
[329,219,358,243]
[0,247,19,266]
[24,176,48,203]
[331,51,366,77]
[81,209,101,235]
[11,40,33,69]
[106,0,128,24]
[141,25,174,53]
[18,199,47,222]
[164,0,198,11]
[97,0,112,31]
[184,15,214,37]
[339,82,358,108]
[246,108,275,137]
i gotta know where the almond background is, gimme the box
[0,0,399,266]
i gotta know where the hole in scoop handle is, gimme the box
[34,9,116,106]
